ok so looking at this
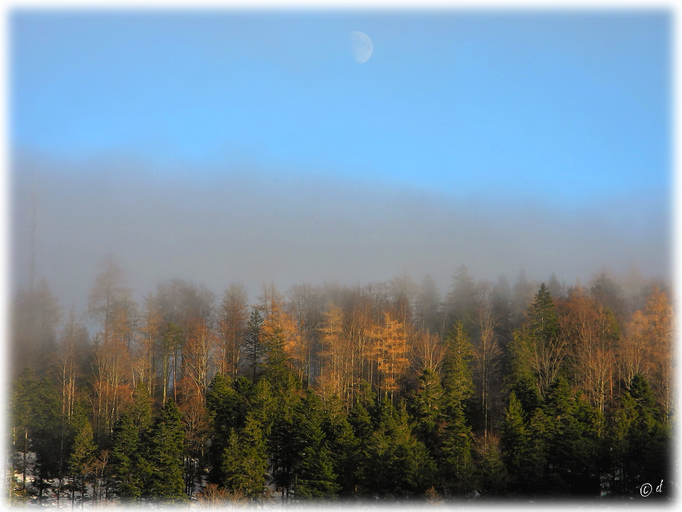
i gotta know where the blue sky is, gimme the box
[11,10,670,207]
[9,10,672,309]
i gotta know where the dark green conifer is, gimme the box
[205,373,246,485]
[321,394,357,496]
[221,414,268,499]
[245,309,264,383]
[442,321,474,409]
[68,410,96,505]
[440,403,475,496]
[410,368,445,456]
[142,399,187,503]
[111,413,144,500]
[294,390,340,499]
[30,376,62,502]
[609,374,670,498]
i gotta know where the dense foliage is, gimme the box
[6,260,675,505]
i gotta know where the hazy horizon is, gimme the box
[9,10,672,320]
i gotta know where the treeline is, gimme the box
[6,259,674,504]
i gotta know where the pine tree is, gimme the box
[442,321,474,409]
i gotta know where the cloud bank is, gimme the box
[10,152,671,313]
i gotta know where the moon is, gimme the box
[350,31,373,64]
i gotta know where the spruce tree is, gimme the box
[365,398,435,498]
[110,413,144,500]
[501,392,528,493]
[68,411,96,506]
[110,382,154,501]
[294,390,340,499]
[10,367,38,496]
[474,435,507,496]
[440,403,475,496]
[31,376,62,503]
[609,374,670,498]
[245,309,264,383]
[142,399,187,503]
[348,391,374,496]
[221,415,268,499]
[442,321,474,409]
[528,283,559,342]
[269,380,302,501]
[410,368,445,457]
[542,377,602,496]
[205,373,246,485]
[321,394,357,496]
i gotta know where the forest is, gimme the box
[5,258,675,505]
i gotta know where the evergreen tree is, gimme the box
[9,368,38,496]
[321,394,357,496]
[348,386,375,496]
[364,398,435,498]
[30,376,62,502]
[442,321,474,409]
[110,413,144,500]
[501,392,529,494]
[439,403,475,496]
[294,391,340,499]
[245,308,264,383]
[269,378,302,501]
[248,377,276,437]
[109,383,153,501]
[205,373,247,485]
[527,284,564,395]
[528,283,559,342]
[609,374,670,498]
[68,410,96,506]
[474,435,507,496]
[142,399,187,503]
[542,377,602,496]
[410,369,445,457]
[128,382,153,430]
[221,414,268,499]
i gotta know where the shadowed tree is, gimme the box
[217,283,249,379]
[245,309,264,383]
[142,399,187,503]
[445,265,477,335]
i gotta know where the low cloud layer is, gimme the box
[11,152,671,313]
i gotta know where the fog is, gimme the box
[10,151,671,315]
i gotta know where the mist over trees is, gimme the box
[6,255,674,505]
